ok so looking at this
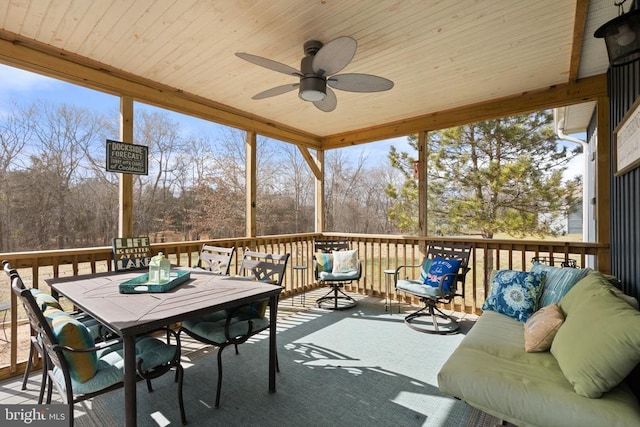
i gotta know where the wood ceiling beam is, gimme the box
[321,74,608,149]
[570,0,590,83]
[0,30,321,149]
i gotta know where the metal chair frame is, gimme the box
[179,249,289,408]
[395,243,471,334]
[313,239,362,310]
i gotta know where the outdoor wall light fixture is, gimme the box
[595,0,640,66]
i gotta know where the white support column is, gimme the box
[246,131,257,237]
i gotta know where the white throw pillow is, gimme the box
[332,249,358,273]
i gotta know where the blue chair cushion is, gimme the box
[396,279,444,298]
[52,335,178,395]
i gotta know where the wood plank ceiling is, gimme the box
[0,0,615,148]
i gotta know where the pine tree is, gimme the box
[386,111,581,239]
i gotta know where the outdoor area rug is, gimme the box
[76,295,503,427]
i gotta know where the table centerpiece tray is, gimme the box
[118,269,191,294]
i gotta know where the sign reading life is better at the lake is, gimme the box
[106,139,148,175]
[112,237,151,271]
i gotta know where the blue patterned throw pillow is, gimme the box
[424,257,462,292]
[482,270,545,322]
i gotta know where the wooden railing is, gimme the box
[0,233,608,381]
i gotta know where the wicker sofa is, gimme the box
[438,268,640,427]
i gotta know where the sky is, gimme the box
[0,63,583,179]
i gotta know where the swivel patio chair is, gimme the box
[394,243,471,334]
[179,249,288,408]
[313,238,362,310]
[8,266,187,426]
[193,244,235,274]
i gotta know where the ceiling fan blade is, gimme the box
[328,73,394,92]
[313,87,337,112]
[252,83,299,100]
[236,52,302,77]
[312,36,357,76]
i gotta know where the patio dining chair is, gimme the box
[313,238,362,310]
[394,243,472,334]
[193,244,235,274]
[7,265,187,426]
[2,260,111,403]
[179,249,289,408]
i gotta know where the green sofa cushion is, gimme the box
[438,310,640,427]
[552,271,640,398]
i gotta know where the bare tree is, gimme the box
[0,100,35,251]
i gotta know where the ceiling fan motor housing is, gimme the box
[299,54,326,101]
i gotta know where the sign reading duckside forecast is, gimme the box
[106,139,148,175]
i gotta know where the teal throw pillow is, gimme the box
[530,262,590,307]
[418,258,433,283]
[482,270,544,322]
[424,257,462,292]
[315,252,332,273]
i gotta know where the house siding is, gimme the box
[607,61,640,301]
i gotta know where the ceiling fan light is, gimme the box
[298,76,326,101]
[595,1,640,66]
[299,89,326,102]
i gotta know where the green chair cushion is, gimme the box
[552,271,640,398]
[182,315,269,345]
[318,270,359,281]
[45,308,98,383]
[52,335,178,395]
[30,289,63,312]
[396,279,443,298]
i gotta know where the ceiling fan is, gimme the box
[235,36,394,112]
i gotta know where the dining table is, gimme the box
[46,268,283,427]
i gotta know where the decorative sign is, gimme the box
[106,139,148,175]
[112,237,151,271]
[614,96,640,176]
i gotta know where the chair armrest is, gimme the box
[223,307,256,343]
[393,264,423,285]
[52,336,123,354]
